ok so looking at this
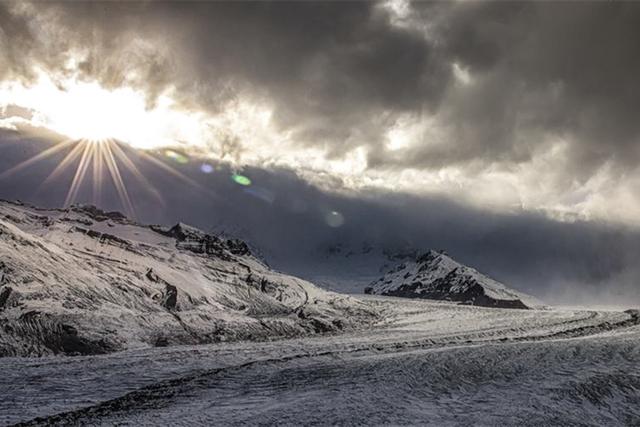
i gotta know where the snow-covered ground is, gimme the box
[2,296,639,425]
[2,200,639,425]
[0,201,377,356]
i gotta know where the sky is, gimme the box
[1,1,640,304]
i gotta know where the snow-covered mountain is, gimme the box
[0,200,378,357]
[365,250,542,309]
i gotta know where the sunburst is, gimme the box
[0,138,211,219]
[0,69,225,216]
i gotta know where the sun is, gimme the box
[0,69,210,150]
[0,68,228,217]
[46,81,144,142]
[0,67,278,217]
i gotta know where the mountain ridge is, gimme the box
[0,200,378,357]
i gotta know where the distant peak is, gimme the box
[367,247,542,309]
[416,249,451,264]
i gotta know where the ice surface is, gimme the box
[2,201,639,425]
[1,296,639,425]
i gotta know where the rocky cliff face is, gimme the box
[365,250,542,309]
[0,201,378,357]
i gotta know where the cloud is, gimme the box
[399,2,640,172]
[1,2,640,226]
[0,2,451,148]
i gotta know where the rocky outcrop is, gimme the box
[151,222,251,260]
[70,205,128,222]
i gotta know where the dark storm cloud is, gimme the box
[372,2,640,177]
[140,1,450,151]
[0,1,452,153]
[0,3,39,81]
[3,1,639,176]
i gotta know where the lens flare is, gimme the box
[164,149,189,164]
[232,174,252,186]
[243,186,275,204]
[200,163,214,174]
[325,210,345,228]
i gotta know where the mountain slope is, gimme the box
[0,201,378,357]
[365,250,542,309]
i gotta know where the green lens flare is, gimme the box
[164,149,189,164]
[232,174,251,186]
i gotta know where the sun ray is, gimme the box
[39,140,87,188]
[108,140,165,206]
[102,140,136,219]
[0,139,76,180]
[3,128,219,216]
[63,140,93,207]
[92,140,104,206]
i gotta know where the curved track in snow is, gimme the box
[4,297,640,426]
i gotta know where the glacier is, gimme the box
[1,200,639,426]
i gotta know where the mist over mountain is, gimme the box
[1,135,640,307]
